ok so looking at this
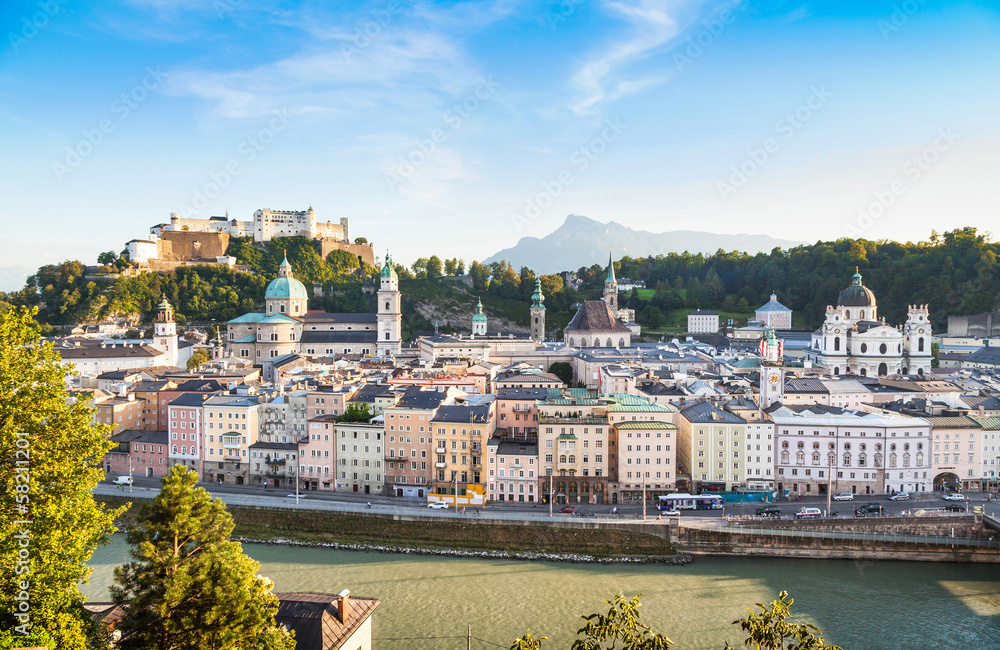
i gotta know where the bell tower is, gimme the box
[530,278,546,342]
[377,252,402,357]
[603,250,618,314]
[759,329,784,410]
[153,294,179,367]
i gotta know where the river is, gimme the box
[83,535,1000,649]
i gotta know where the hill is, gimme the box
[484,214,806,274]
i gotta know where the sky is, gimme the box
[1,0,998,291]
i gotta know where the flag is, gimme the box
[777,340,784,358]
[758,338,765,357]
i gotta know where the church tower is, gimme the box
[759,329,785,410]
[471,298,488,337]
[377,252,402,357]
[603,251,618,314]
[153,294,179,367]
[530,278,546,342]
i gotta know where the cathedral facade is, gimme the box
[226,253,402,361]
[808,269,932,377]
[563,253,631,348]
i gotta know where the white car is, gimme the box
[661,508,681,517]
[112,476,132,486]
[427,501,449,509]
[888,492,910,501]
[832,493,854,501]
[286,494,306,499]
[942,493,967,501]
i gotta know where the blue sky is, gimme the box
[1,0,998,290]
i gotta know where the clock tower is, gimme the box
[759,328,784,410]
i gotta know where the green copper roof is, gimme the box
[605,251,616,286]
[380,251,398,279]
[531,278,545,307]
[472,298,487,323]
[265,276,308,300]
[157,294,172,311]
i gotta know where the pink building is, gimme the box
[168,393,210,472]
[495,387,548,437]
[302,414,338,490]
[104,429,170,479]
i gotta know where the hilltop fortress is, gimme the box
[126,207,375,271]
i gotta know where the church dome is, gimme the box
[472,298,487,323]
[265,256,308,300]
[837,268,876,307]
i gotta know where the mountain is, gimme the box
[484,215,807,274]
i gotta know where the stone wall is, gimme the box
[731,515,982,538]
[318,239,376,267]
[157,230,230,261]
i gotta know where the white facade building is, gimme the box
[687,310,720,334]
[744,421,775,490]
[755,293,793,330]
[809,269,933,377]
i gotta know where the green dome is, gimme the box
[380,251,398,279]
[265,276,308,300]
[265,255,307,300]
[472,298,487,323]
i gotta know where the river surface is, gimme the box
[83,535,1000,649]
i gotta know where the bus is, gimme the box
[658,493,724,511]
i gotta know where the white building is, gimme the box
[687,310,720,334]
[335,420,385,496]
[755,293,793,330]
[744,421,775,490]
[808,269,933,377]
[486,437,538,503]
[770,404,932,497]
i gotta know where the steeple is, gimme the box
[531,278,545,308]
[603,250,618,313]
[530,278,546,343]
[472,297,487,336]
[851,267,862,286]
[278,252,293,278]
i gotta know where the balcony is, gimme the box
[538,416,607,425]
[265,457,286,466]
[385,454,405,462]
[435,462,447,468]
[436,447,447,454]
[470,448,481,456]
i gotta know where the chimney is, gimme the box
[336,589,350,624]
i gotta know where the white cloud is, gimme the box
[569,0,699,113]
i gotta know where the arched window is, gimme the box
[918,338,925,352]
[580,338,587,347]
[843,452,851,466]
[916,452,924,466]
[874,453,882,467]
[861,368,867,377]
[889,453,897,468]
[385,301,390,310]
[569,338,575,347]
[796,452,805,465]
[833,366,840,375]
[903,453,911,468]
[606,338,613,347]
[568,455,576,464]
[619,338,625,347]
[827,451,835,466]
[834,337,840,351]
[812,452,820,465]
[844,442,851,450]
[860,310,865,319]
[780,451,789,464]
[559,455,567,464]
[858,453,866,467]
[845,310,850,319]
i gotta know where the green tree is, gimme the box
[337,403,373,423]
[931,342,941,368]
[187,349,210,369]
[456,259,466,276]
[548,362,573,386]
[444,258,458,276]
[111,466,295,650]
[411,258,429,279]
[98,251,117,265]
[353,237,368,244]
[469,261,490,292]
[0,306,125,649]
[426,256,443,279]
[725,591,841,650]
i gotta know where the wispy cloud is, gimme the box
[570,0,702,114]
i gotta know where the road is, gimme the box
[98,477,1000,521]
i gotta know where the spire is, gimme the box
[531,277,545,308]
[278,252,293,278]
[605,249,617,287]
[380,250,397,279]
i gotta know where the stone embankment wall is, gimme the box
[731,515,981,538]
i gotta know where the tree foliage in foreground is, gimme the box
[0,306,125,650]
[111,466,294,650]
[510,591,841,650]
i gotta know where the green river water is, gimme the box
[83,535,1000,649]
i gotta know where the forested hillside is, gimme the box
[2,227,996,336]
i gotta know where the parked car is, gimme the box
[427,501,448,509]
[942,493,967,501]
[794,507,822,519]
[112,475,132,486]
[888,492,910,501]
[660,508,681,517]
[755,505,782,518]
[943,503,967,513]
[857,503,884,516]
[559,506,576,514]
[286,493,306,499]
[832,492,854,501]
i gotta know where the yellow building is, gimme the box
[430,403,494,506]
[202,395,261,485]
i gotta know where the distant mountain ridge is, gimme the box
[484,215,806,274]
